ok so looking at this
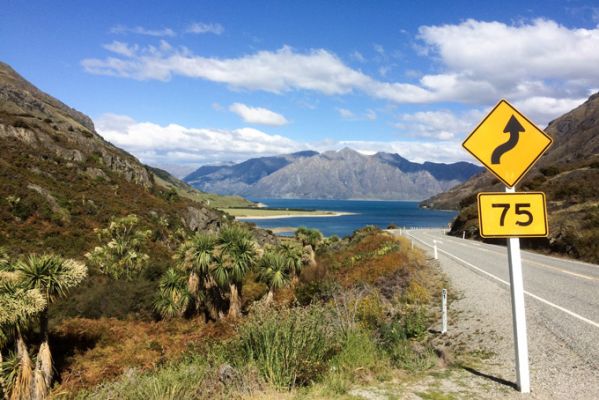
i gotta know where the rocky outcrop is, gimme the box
[183,206,223,232]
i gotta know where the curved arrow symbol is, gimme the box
[491,115,525,164]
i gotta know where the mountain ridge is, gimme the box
[184,148,483,201]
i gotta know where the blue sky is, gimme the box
[2,0,599,176]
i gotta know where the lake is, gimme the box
[244,198,457,237]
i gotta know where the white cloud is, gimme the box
[337,108,377,121]
[396,109,484,141]
[313,140,469,164]
[186,22,224,35]
[337,108,355,119]
[110,25,175,37]
[229,103,288,126]
[350,51,365,63]
[95,114,475,167]
[85,18,599,122]
[95,113,299,165]
[512,96,586,126]
[373,44,385,55]
[417,19,599,102]
[365,109,377,121]
[102,41,138,57]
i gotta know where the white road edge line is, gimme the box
[421,231,599,281]
[406,232,599,330]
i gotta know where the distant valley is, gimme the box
[183,148,483,201]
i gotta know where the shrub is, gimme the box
[235,305,340,389]
[323,329,390,394]
[295,279,337,306]
[378,306,434,371]
[540,166,560,176]
[403,281,431,305]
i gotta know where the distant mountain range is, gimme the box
[184,148,483,200]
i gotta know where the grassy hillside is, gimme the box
[53,229,451,399]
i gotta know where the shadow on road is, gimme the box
[462,366,517,390]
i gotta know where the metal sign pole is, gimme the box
[505,186,530,393]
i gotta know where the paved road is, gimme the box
[398,228,599,398]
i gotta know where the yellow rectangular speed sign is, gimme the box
[477,192,548,238]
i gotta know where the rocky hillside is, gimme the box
[423,93,599,262]
[185,148,483,200]
[0,61,255,258]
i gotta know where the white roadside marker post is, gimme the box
[505,186,530,393]
[462,231,466,239]
[433,240,438,260]
[441,288,448,334]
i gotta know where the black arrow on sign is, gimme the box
[491,115,525,164]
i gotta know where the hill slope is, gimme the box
[185,148,483,200]
[422,93,599,262]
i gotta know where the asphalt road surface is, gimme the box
[399,228,599,398]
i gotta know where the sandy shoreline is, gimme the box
[235,211,355,220]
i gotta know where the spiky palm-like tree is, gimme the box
[85,214,150,280]
[12,254,87,399]
[276,243,304,285]
[215,226,257,318]
[153,268,191,319]
[174,232,219,317]
[257,251,290,304]
[294,227,323,250]
[0,279,46,400]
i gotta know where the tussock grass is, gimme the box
[235,304,339,389]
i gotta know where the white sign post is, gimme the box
[505,186,530,393]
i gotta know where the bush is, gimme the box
[540,166,560,176]
[235,305,340,388]
[378,306,434,371]
[322,329,390,394]
[295,279,337,306]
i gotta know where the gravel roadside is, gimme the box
[407,240,599,399]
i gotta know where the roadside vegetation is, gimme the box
[0,222,452,399]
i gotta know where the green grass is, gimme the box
[234,304,340,389]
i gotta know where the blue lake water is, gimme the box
[244,198,457,237]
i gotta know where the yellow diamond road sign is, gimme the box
[477,192,548,238]
[463,99,553,188]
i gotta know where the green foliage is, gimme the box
[256,251,290,293]
[295,226,323,249]
[235,305,339,388]
[295,279,338,306]
[323,329,389,394]
[13,254,87,303]
[215,225,257,286]
[153,269,191,320]
[85,214,151,280]
[50,276,158,320]
[378,307,434,371]
[275,242,303,278]
[4,194,37,220]
[73,355,211,400]
[0,283,46,329]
